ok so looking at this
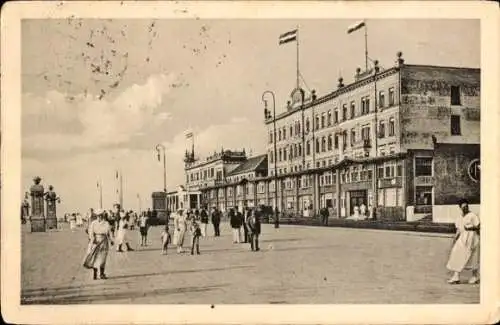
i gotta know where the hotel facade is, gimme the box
[189,53,480,223]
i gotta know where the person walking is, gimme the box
[446,199,480,284]
[190,218,202,255]
[247,207,261,252]
[320,206,329,226]
[160,224,171,255]
[174,209,187,254]
[138,211,150,246]
[69,213,77,231]
[83,209,114,280]
[116,211,134,252]
[242,208,250,243]
[211,207,221,237]
[230,209,241,243]
[200,206,209,237]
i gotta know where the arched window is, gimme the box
[334,134,339,149]
[282,127,286,140]
[279,148,282,161]
[315,115,320,130]
[321,136,326,152]
[316,138,320,153]
[298,144,302,156]
[328,135,333,150]
[297,122,301,135]
[306,140,311,155]
[269,131,273,143]
[278,129,282,141]
[294,144,298,157]
[306,118,310,132]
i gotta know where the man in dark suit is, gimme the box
[248,207,261,251]
[211,207,221,237]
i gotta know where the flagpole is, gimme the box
[296,25,300,89]
[119,170,123,209]
[98,179,103,209]
[364,23,368,71]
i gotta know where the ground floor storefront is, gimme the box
[201,146,480,223]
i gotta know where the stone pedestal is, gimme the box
[152,191,168,225]
[30,179,45,232]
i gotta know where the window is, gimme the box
[396,163,403,177]
[321,137,326,152]
[388,87,395,106]
[282,127,286,140]
[315,115,320,130]
[278,149,282,162]
[316,138,320,153]
[269,152,274,163]
[306,141,311,155]
[342,132,347,150]
[350,101,356,118]
[328,135,333,150]
[298,144,302,156]
[334,134,339,149]
[389,117,395,136]
[379,91,385,108]
[306,118,310,133]
[283,148,287,161]
[377,166,384,178]
[451,85,461,105]
[350,129,356,145]
[451,115,461,135]
[416,186,433,206]
[278,130,282,141]
[334,108,339,123]
[269,131,273,143]
[297,122,301,135]
[361,126,371,140]
[327,110,332,126]
[415,157,433,176]
[379,121,385,138]
[290,126,293,137]
[342,104,348,120]
[321,113,326,128]
[361,96,370,114]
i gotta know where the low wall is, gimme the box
[433,204,481,223]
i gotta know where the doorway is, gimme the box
[349,190,367,216]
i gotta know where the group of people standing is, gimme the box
[229,207,261,251]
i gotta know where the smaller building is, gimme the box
[165,185,202,212]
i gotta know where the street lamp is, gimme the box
[262,90,279,229]
[155,144,167,193]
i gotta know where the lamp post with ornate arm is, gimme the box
[262,90,279,229]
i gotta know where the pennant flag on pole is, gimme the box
[97,181,99,188]
[115,171,119,179]
[347,20,365,34]
[279,29,298,45]
[185,132,193,139]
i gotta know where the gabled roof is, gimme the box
[227,154,268,177]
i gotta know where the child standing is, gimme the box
[160,225,171,255]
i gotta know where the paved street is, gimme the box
[21,222,479,304]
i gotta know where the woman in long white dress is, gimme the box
[446,199,480,284]
[174,209,187,254]
[83,209,114,280]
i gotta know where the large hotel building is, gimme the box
[172,52,480,224]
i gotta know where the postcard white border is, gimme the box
[2,1,499,324]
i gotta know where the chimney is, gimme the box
[337,76,344,88]
[397,51,404,66]
[373,60,380,74]
[311,89,317,101]
[355,67,361,80]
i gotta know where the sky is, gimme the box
[21,18,480,214]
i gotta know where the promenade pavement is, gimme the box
[21,222,479,304]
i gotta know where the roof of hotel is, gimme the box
[227,154,268,177]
